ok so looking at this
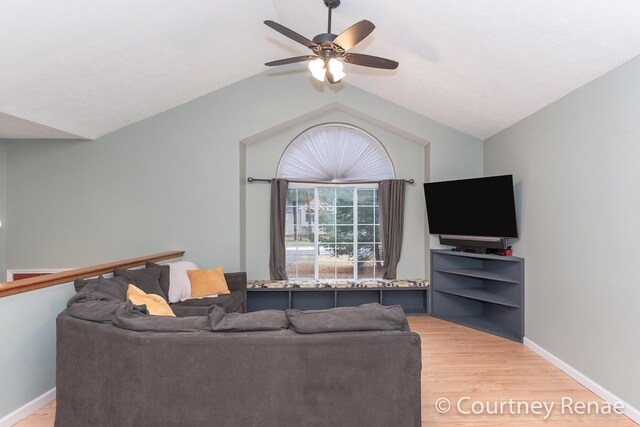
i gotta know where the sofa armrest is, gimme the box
[224,272,247,313]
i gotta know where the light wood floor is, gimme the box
[15,317,637,426]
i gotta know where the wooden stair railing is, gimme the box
[0,251,185,298]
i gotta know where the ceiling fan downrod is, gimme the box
[324,0,340,33]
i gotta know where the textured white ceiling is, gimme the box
[1,1,640,140]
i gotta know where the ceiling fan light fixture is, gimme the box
[309,58,326,81]
[328,58,345,82]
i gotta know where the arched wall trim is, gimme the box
[277,123,395,182]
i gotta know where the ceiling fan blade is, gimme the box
[264,20,317,49]
[332,20,375,51]
[265,56,315,67]
[344,53,398,70]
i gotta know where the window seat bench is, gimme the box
[247,279,430,315]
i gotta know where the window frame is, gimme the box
[285,183,383,281]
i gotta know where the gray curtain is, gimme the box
[269,179,289,280]
[379,179,406,279]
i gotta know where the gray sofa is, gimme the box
[55,280,422,427]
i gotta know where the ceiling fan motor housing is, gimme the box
[312,33,344,58]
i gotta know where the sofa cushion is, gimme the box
[171,290,243,313]
[70,276,129,305]
[170,305,209,317]
[114,267,165,300]
[145,262,171,301]
[208,306,290,332]
[167,261,199,303]
[286,303,407,334]
[127,284,175,317]
[112,301,209,332]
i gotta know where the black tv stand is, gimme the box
[452,246,487,254]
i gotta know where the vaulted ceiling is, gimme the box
[2,1,640,141]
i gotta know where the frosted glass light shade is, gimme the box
[277,124,394,182]
[308,58,326,82]
[328,58,345,82]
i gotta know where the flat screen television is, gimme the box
[423,175,518,251]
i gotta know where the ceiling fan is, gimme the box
[264,0,399,84]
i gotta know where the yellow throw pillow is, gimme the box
[127,284,175,317]
[187,267,230,298]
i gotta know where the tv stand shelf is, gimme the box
[436,288,519,308]
[431,250,524,342]
[435,268,519,284]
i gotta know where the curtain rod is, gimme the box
[247,177,415,185]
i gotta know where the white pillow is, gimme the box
[168,261,199,303]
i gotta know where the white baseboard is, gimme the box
[524,338,640,425]
[0,388,56,427]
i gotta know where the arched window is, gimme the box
[278,124,394,182]
[278,124,394,280]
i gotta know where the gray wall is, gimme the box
[0,283,75,420]
[484,55,640,409]
[0,70,482,420]
[0,140,5,282]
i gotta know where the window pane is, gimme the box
[357,261,375,278]
[336,188,353,206]
[374,206,380,223]
[336,244,354,263]
[375,244,384,261]
[374,264,385,279]
[285,253,297,278]
[336,207,353,224]
[318,243,336,279]
[336,262,354,279]
[286,188,297,205]
[357,243,375,261]
[358,189,375,206]
[318,257,336,279]
[284,222,313,242]
[318,206,335,225]
[285,220,295,240]
[358,207,374,224]
[296,254,316,279]
[358,225,374,243]
[297,188,314,206]
[319,225,335,243]
[318,188,335,205]
[374,225,380,242]
[285,207,299,234]
[295,225,314,243]
[285,245,298,277]
[285,245,315,278]
[286,226,311,244]
[336,226,354,242]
